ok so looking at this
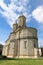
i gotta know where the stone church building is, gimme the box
[2,14,39,58]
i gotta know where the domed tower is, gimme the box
[18,14,26,28]
[12,21,18,32]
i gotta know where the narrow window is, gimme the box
[34,43,36,48]
[24,41,27,49]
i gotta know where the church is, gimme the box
[2,14,39,58]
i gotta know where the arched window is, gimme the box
[34,43,36,48]
[24,41,27,49]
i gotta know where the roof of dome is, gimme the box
[18,14,26,19]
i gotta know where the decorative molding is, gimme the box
[10,36,38,42]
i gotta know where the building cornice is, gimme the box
[10,36,38,42]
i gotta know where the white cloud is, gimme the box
[0,41,5,45]
[0,0,30,28]
[0,0,8,11]
[32,6,43,23]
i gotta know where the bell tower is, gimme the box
[18,14,26,28]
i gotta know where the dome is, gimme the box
[18,14,26,19]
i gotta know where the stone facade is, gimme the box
[2,14,39,58]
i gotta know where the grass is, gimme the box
[0,58,43,65]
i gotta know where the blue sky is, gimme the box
[0,0,43,47]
